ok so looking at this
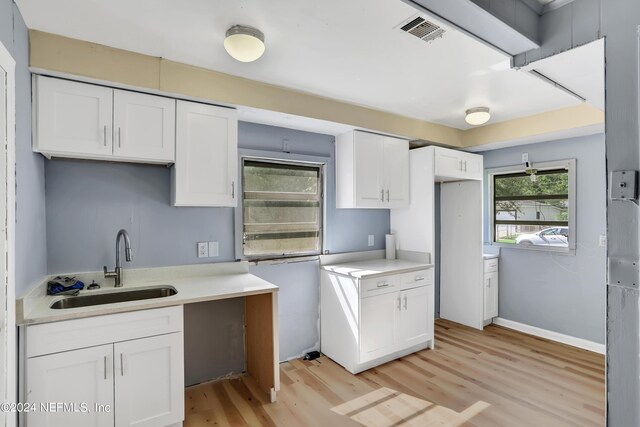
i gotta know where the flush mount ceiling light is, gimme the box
[465,107,491,126]
[224,25,265,63]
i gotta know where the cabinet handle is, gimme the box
[120,353,124,376]
[464,160,467,172]
[376,281,389,288]
[380,189,384,202]
[118,128,121,148]
[397,297,401,311]
[103,125,107,147]
[104,355,107,380]
[386,189,390,202]
[414,276,425,281]
[459,160,463,171]
[232,182,235,198]
[403,295,408,310]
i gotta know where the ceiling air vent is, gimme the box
[398,16,445,43]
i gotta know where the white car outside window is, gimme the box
[515,227,569,247]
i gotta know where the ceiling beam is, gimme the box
[400,0,540,55]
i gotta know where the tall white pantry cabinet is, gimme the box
[391,146,487,330]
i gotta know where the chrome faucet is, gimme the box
[104,229,132,287]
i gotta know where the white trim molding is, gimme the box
[492,317,605,355]
[0,39,17,427]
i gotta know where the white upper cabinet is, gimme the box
[383,137,410,208]
[113,90,176,162]
[353,131,385,207]
[34,76,113,157]
[433,146,483,181]
[33,75,175,164]
[172,100,238,207]
[336,130,409,209]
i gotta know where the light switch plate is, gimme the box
[521,152,529,163]
[611,170,638,200]
[197,242,208,258]
[599,235,607,247]
[368,235,374,247]
[208,241,219,257]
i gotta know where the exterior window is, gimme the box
[490,160,575,252]
[242,158,323,259]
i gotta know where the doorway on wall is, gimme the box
[0,40,16,427]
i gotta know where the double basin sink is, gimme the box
[50,286,178,309]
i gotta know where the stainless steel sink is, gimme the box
[50,286,178,309]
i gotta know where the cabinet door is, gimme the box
[434,147,464,180]
[484,272,499,320]
[26,344,114,427]
[35,76,113,157]
[399,285,433,348]
[353,131,385,208]
[173,100,237,207]
[360,292,399,362]
[459,152,483,180]
[114,333,184,427]
[113,90,176,162]
[383,137,409,208]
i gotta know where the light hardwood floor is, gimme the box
[184,319,605,427]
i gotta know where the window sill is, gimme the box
[490,242,576,256]
[244,254,321,266]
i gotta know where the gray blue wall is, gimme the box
[45,121,390,362]
[481,134,606,344]
[45,122,389,273]
[0,1,48,297]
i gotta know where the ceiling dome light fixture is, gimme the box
[465,107,491,126]
[224,25,265,63]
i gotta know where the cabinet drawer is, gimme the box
[360,276,399,297]
[484,259,498,273]
[400,270,432,290]
[26,306,183,358]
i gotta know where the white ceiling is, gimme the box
[523,38,604,111]
[16,0,598,131]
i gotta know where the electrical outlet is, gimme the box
[368,235,374,247]
[522,153,529,163]
[197,242,208,258]
[208,241,219,257]
[599,235,607,247]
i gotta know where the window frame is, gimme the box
[488,159,576,255]
[235,152,327,262]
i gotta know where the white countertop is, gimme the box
[483,253,500,260]
[18,263,278,326]
[322,258,432,279]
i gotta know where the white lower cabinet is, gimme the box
[321,267,434,374]
[360,292,399,362]
[484,258,499,322]
[26,344,114,427]
[115,333,184,427]
[399,285,433,348]
[23,306,184,427]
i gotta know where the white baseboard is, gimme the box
[492,317,605,355]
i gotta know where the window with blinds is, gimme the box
[242,159,323,258]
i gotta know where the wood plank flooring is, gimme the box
[184,319,605,427]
